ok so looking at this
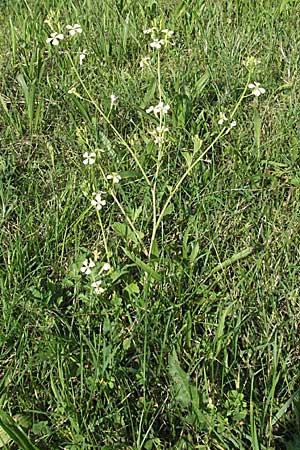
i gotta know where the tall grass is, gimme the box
[1,0,300,449]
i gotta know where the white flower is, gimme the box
[100,262,111,272]
[91,192,106,210]
[66,23,82,36]
[225,120,237,134]
[146,101,170,116]
[154,102,170,114]
[91,280,105,295]
[150,39,164,49]
[110,94,118,104]
[107,173,121,184]
[80,259,95,275]
[79,49,87,65]
[218,112,228,125]
[83,151,96,165]
[146,106,154,114]
[161,29,174,38]
[140,55,151,68]
[46,32,64,46]
[248,82,265,96]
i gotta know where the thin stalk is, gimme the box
[95,209,110,262]
[149,51,163,257]
[149,77,251,253]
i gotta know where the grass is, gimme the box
[1,0,300,448]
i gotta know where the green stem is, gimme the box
[96,209,110,262]
[149,77,251,253]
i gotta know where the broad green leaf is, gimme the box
[112,222,144,245]
[192,134,203,153]
[124,282,140,296]
[0,411,38,450]
[168,349,199,409]
[194,71,209,96]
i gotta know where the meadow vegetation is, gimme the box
[0,0,300,448]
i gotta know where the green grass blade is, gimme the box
[0,412,39,450]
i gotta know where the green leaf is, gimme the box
[181,151,193,168]
[192,134,203,153]
[112,222,144,245]
[289,177,300,187]
[0,411,39,450]
[31,421,49,436]
[194,71,209,96]
[209,247,254,276]
[122,338,131,351]
[122,248,162,281]
[124,282,140,296]
[168,349,199,409]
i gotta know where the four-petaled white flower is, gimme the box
[150,39,164,49]
[146,101,170,115]
[46,32,64,46]
[249,82,265,97]
[79,49,87,65]
[91,192,106,210]
[218,112,228,125]
[161,29,174,38]
[91,280,105,295]
[140,55,151,68]
[83,151,96,165]
[66,23,83,36]
[80,259,95,275]
[107,173,121,184]
[110,94,118,104]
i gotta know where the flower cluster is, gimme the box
[80,258,111,295]
[146,101,170,116]
[46,23,83,46]
[143,27,174,49]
